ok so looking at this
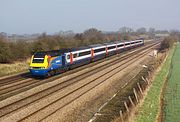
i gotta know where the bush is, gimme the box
[0,37,14,63]
[160,37,174,51]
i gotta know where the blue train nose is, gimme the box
[29,69,48,76]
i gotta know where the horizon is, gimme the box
[0,28,174,36]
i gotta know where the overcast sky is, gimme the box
[0,0,180,34]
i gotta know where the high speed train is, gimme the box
[29,39,144,77]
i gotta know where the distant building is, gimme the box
[155,33,170,37]
[138,34,149,39]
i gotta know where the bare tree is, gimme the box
[136,27,147,34]
[83,28,104,43]
[119,26,133,34]
[148,27,155,34]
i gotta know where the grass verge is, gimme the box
[163,43,180,122]
[134,46,175,122]
[0,60,29,77]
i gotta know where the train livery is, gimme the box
[29,39,144,77]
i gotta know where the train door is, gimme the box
[62,55,65,66]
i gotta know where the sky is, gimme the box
[0,0,180,34]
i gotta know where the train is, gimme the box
[29,39,144,77]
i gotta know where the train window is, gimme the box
[79,51,91,57]
[94,48,105,53]
[125,43,130,46]
[67,55,70,59]
[131,42,135,44]
[73,53,78,58]
[108,46,116,50]
[117,44,124,47]
[32,58,44,63]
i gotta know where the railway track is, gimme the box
[0,42,156,101]
[0,42,160,121]
[0,73,30,86]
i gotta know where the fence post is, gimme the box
[128,96,135,107]
[133,88,139,103]
[145,77,150,84]
[120,110,124,122]
[124,101,129,113]
[142,76,148,84]
[137,82,143,95]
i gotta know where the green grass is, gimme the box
[164,43,180,122]
[0,60,29,77]
[135,46,175,122]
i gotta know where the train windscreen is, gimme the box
[32,58,44,63]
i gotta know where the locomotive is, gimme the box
[29,39,144,77]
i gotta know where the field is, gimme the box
[163,43,180,122]
[134,45,175,122]
[0,60,29,77]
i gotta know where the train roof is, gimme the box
[113,41,123,44]
[33,39,144,56]
[34,49,72,57]
[88,44,106,48]
[70,46,91,51]
[103,42,116,45]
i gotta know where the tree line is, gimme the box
[0,28,131,63]
[0,28,179,63]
